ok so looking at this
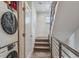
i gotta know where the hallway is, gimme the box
[1,1,79,58]
[24,1,52,58]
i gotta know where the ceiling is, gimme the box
[33,1,52,13]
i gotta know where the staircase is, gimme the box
[32,38,50,58]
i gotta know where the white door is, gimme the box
[25,2,32,57]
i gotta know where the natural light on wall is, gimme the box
[26,16,31,24]
[46,16,50,24]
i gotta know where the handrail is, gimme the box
[54,37,79,57]
[62,49,71,58]
[50,36,79,58]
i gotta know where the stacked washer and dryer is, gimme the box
[0,2,18,58]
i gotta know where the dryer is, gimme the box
[0,2,18,47]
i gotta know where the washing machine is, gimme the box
[0,42,18,58]
[0,1,18,47]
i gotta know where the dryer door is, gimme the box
[6,51,18,58]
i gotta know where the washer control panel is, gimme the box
[7,43,15,51]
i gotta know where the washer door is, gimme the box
[1,12,18,35]
[6,51,18,58]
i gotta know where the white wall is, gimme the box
[31,2,37,57]
[67,27,79,57]
[71,27,79,51]
[53,2,79,42]
[74,27,79,51]
[69,32,75,48]
[36,12,50,38]
[25,2,32,57]
[51,1,79,57]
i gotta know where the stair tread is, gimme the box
[35,45,49,47]
[36,37,48,39]
[35,44,49,46]
[36,39,48,40]
[35,42,49,44]
[35,46,49,49]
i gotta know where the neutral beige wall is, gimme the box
[36,12,50,38]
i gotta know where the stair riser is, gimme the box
[34,48,50,52]
[34,39,50,52]
[36,40,49,42]
[34,48,49,50]
[35,43,49,45]
[35,44,49,46]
